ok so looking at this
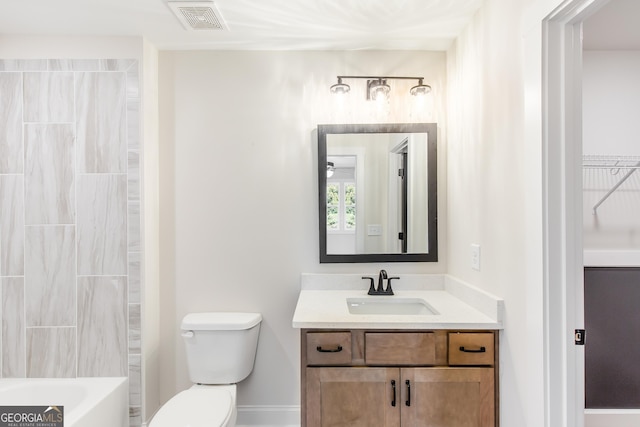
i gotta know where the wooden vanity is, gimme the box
[300,329,499,427]
[292,274,504,427]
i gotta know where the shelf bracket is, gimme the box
[592,162,640,214]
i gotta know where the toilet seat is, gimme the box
[150,388,234,427]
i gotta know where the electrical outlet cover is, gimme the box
[471,244,481,271]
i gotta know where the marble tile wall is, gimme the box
[0,59,142,427]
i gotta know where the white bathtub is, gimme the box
[0,377,128,427]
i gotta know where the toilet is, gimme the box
[150,312,262,427]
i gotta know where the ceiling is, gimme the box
[1,0,637,52]
[0,0,483,51]
[583,0,640,50]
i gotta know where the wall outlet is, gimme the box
[471,244,481,271]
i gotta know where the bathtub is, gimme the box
[0,377,128,427]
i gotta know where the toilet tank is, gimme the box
[181,312,262,384]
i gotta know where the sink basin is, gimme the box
[346,297,439,315]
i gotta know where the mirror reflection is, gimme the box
[318,123,438,263]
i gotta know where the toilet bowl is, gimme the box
[150,385,237,427]
[149,312,261,427]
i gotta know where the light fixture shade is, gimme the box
[410,82,432,96]
[330,78,350,95]
[327,161,335,177]
[368,79,390,101]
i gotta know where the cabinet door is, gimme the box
[401,368,495,427]
[306,367,400,427]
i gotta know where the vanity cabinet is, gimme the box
[301,330,498,427]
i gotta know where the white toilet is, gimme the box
[150,312,262,427]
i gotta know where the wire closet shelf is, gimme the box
[583,155,640,214]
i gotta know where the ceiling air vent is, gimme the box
[168,1,228,31]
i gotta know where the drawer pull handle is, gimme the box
[459,346,486,353]
[316,345,343,353]
[405,380,411,407]
[391,380,396,407]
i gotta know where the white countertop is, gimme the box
[292,274,503,330]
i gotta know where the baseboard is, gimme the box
[583,250,640,267]
[585,409,640,427]
[236,405,301,426]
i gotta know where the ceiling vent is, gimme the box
[168,1,228,31]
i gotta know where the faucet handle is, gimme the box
[362,277,376,295]
[384,277,400,295]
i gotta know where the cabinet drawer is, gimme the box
[365,332,436,365]
[448,332,495,366]
[306,332,352,365]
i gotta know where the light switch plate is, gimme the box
[367,224,383,236]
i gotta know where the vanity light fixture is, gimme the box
[327,161,335,178]
[330,75,431,100]
[329,77,350,95]
[410,78,431,96]
[367,78,390,101]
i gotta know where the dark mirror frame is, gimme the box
[318,123,438,263]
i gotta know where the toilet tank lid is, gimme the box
[182,312,262,330]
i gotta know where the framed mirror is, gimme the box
[318,123,438,263]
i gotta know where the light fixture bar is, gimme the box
[330,75,431,99]
[336,75,425,81]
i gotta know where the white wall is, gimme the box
[583,51,640,156]
[447,0,547,425]
[157,50,447,419]
[407,133,430,253]
[141,39,161,423]
[583,50,640,251]
[0,35,142,59]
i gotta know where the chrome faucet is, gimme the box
[362,270,398,295]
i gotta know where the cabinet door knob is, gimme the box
[316,345,343,353]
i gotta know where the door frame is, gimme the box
[541,0,611,426]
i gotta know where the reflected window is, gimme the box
[326,181,356,233]
[327,183,340,230]
[344,183,356,230]
[326,155,357,234]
